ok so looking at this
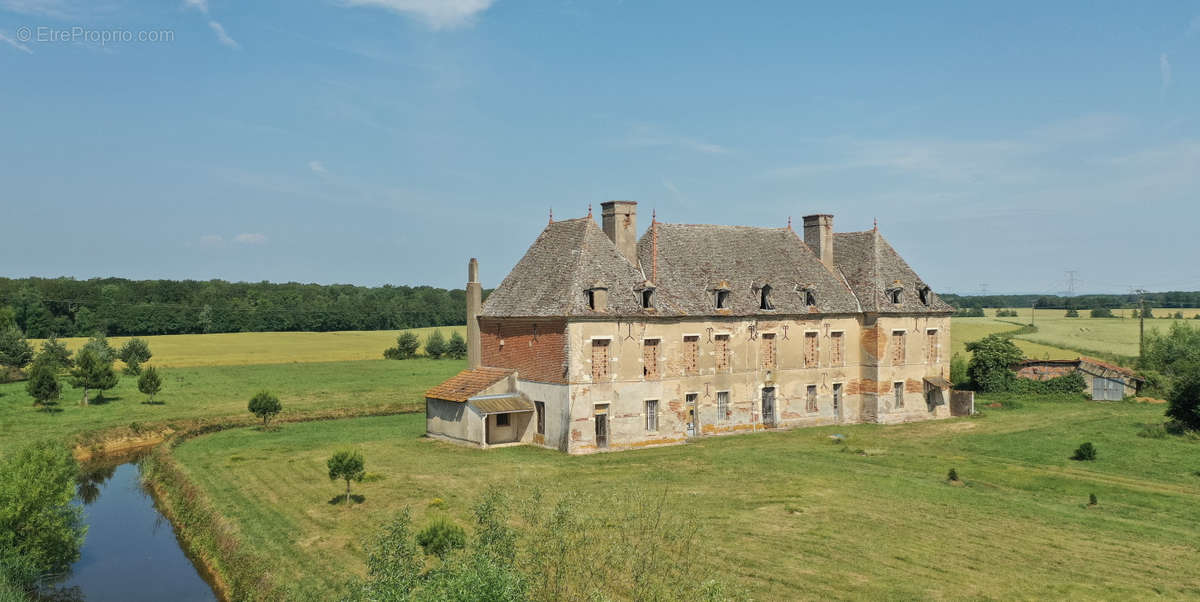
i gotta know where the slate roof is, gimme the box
[833,231,954,314]
[480,218,647,317]
[480,214,951,319]
[425,367,514,402]
[634,224,862,316]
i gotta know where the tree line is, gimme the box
[0,277,490,338]
[942,291,1200,311]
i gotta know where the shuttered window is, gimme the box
[591,339,609,381]
[715,334,730,371]
[831,332,844,366]
[761,333,777,371]
[806,384,818,413]
[891,331,906,365]
[683,335,699,375]
[804,332,819,368]
[643,339,660,380]
[894,381,905,408]
[927,329,939,364]
[717,391,730,422]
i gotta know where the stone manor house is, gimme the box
[426,201,956,454]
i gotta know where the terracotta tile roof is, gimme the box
[1079,357,1140,378]
[425,367,514,402]
[1017,357,1142,380]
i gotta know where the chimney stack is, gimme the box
[601,201,638,265]
[466,258,482,369]
[803,214,835,272]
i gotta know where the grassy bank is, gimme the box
[0,359,464,457]
[172,400,1200,600]
[28,326,467,369]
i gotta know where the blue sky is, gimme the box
[1,1,1198,294]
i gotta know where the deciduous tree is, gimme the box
[327,449,365,504]
[248,390,282,428]
[0,441,86,588]
[965,335,1024,392]
[1166,361,1200,431]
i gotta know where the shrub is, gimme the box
[1071,442,1097,461]
[954,307,984,317]
[248,391,282,428]
[1174,311,1185,319]
[384,332,420,360]
[947,468,959,482]
[965,335,1024,392]
[138,365,163,403]
[1088,493,1098,506]
[995,309,1019,317]
[417,517,467,559]
[25,360,61,407]
[950,353,968,388]
[1141,322,1200,378]
[1091,307,1114,318]
[1065,308,1080,318]
[117,337,153,375]
[1013,372,1086,395]
[446,331,468,360]
[424,330,447,359]
[0,327,33,376]
[0,441,86,589]
[1165,361,1200,431]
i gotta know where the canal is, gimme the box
[39,452,218,602]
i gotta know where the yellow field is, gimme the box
[29,326,467,368]
[949,317,1077,361]
[984,308,1200,359]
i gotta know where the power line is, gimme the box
[1065,270,1078,297]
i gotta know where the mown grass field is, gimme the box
[172,400,1200,600]
[981,308,1200,360]
[0,359,464,457]
[949,317,1076,361]
[29,326,467,368]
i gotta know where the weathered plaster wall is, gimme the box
[516,380,571,451]
[426,398,483,445]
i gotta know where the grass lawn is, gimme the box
[0,359,464,457]
[950,317,1076,361]
[28,326,467,369]
[173,399,1200,600]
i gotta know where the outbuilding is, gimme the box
[1016,357,1142,401]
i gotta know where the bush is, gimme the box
[1091,307,1114,318]
[1141,322,1200,378]
[950,353,968,388]
[1013,372,1086,395]
[1165,362,1200,431]
[25,360,61,408]
[446,331,468,360]
[117,337,153,375]
[0,441,86,589]
[1088,493,1098,506]
[0,327,33,375]
[1071,442,1097,461]
[965,335,1024,392]
[1065,308,1080,318]
[1174,311,1185,319]
[384,332,420,360]
[248,391,282,428]
[954,307,984,318]
[947,468,959,482]
[995,309,1019,317]
[417,517,467,559]
[424,330,447,359]
[138,365,163,403]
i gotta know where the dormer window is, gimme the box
[805,290,817,307]
[587,290,597,310]
[888,289,902,304]
[715,289,730,310]
[919,286,931,306]
[641,288,654,309]
[585,284,608,312]
[759,284,774,310]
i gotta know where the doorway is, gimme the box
[761,387,776,427]
[595,404,609,449]
[833,383,843,422]
[685,393,698,437]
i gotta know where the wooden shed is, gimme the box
[1015,357,1142,401]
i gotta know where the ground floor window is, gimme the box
[645,400,659,431]
[806,385,818,413]
[535,401,545,434]
[496,413,510,427]
[894,382,905,409]
[716,391,729,421]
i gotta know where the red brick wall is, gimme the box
[479,318,567,384]
[1016,364,1075,381]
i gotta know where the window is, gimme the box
[806,384,818,413]
[889,289,902,304]
[683,335,699,375]
[805,290,817,307]
[894,381,905,409]
[535,401,545,435]
[833,383,843,414]
[927,329,939,364]
[830,332,844,366]
[715,334,730,371]
[587,290,596,310]
[919,286,931,306]
[643,339,660,380]
[717,391,729,422]
[715,289,730,309]
[496,413,510,427]
[645,400,658,431]
[803,332,819,368]
[761,333,776,371]
[891,330,906,365]
[760,284,774,310]
[641,288,654,309]
[591,339,610,381]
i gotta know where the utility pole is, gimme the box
[1135,289,1147,359]
[1065,270,1078,297]
[1031,301,1036,327]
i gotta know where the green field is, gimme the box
[172,401,1200,600]
[29,326,466,369]
[979,308,1200,360]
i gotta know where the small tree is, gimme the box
[68,346,118,405]
[327,449,365,504]
[0,327,34,377]
[1091,307,1114,318]
[965,335,1024,392]
[82,332,116,365]
[117,338,153,375]
[248,391,282,428]
[417,517,466,559]
[1165,361,1200,431]
[424,330,447,359]
[384,332,420,360]
[138,365,163,404]
[1065,308,1080,318]
[1071,442,1097,461]
[446,331,468,360]
[25,360,61,408]
[947,468,959,482]
[37,334,73,371]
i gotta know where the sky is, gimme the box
[1,1,1198,295]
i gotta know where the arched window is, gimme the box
[760,284,774,310]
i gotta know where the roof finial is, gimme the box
[873,217,878,232]
[587,204,592,219]
[549,208,554,224]
[651,209,656,224]
[787,216,792,231]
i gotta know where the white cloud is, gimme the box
[340,0,496,30]
[1161,53,1172,94]
[182,0,207,11]
[623,125,729,155]
[308,160,327,174]
[0,32,32,53]
[198,234,224,246]
[208,20,238,48]
[234,232,267,244]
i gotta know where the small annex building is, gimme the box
[1016,357,1142,401]
[426,201,957,454]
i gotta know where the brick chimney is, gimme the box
[803,214,834,272]
[601,201,638,265]
[466,258,482,369]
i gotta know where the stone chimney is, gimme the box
[466,258,482,369]
[601,201,638,265]
[803,214,835,272]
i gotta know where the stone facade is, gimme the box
[426,202,954,453]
